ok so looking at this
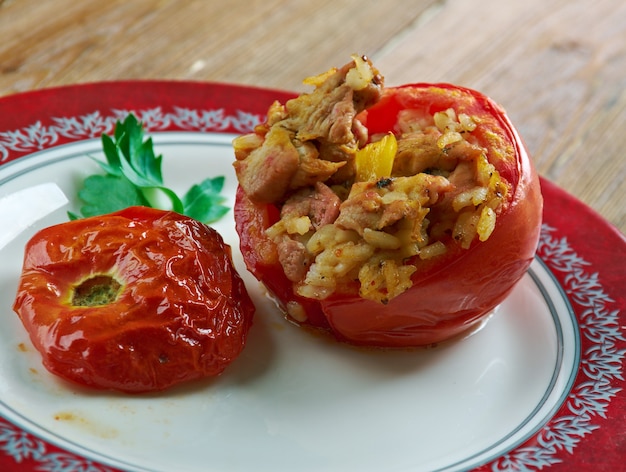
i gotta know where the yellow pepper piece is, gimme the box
[355,133,398,182]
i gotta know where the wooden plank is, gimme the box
[0,0,624,230]
[374,0,626,231]
[0,0,439,93]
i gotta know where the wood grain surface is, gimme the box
[0,0,624,232]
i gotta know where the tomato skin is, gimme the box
[13,206,255,393]
[235,84,542,347]
[235,188,328,328]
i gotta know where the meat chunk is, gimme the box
[288,142,346,190]
[335,174,452,235]
[233,57,383,204]
[233,126,299,203]
[281,182,342,229]
[393,130,456,176]
[276,237,312,282]
[284,59,381,155]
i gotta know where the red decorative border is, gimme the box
[0,81,624,472]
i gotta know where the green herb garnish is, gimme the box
[69,114,229,223]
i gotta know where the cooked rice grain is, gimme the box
[363,228,402,250]
[263,98,508,304]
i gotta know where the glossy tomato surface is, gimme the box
[13,206,255,393]
[235,84,542,347]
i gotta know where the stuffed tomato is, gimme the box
[233,56,542,347]
[13,206,255,393]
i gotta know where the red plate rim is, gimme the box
[0,80,624,472]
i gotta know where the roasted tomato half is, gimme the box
[233,57,542,347]
[13,206,255,393]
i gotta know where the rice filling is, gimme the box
[233,56,510,304]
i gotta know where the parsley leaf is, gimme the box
[75,174,148,218]
[182,177,230,223]
[70,114,230,224]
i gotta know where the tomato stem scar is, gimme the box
[72,275,122,307]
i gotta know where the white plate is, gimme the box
[0,81,624,472]
[0,133,578,472]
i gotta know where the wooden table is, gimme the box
[1,0,624,233]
